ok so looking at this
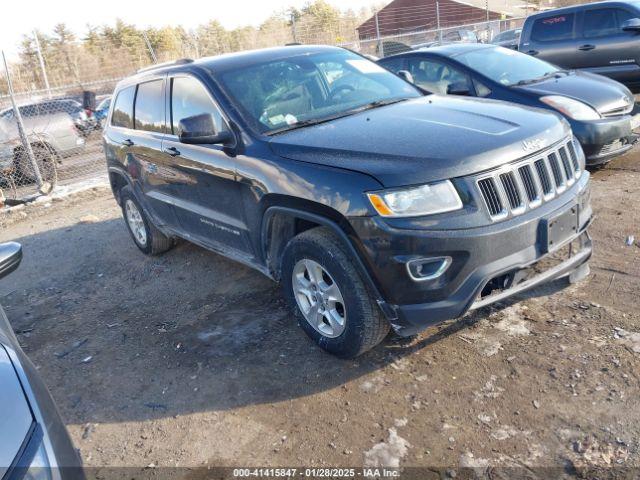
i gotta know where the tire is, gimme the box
[15,144,58,186]
[281,226,390,358]
[120,186,173,255]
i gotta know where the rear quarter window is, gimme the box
[111,86,136,129]
[531,13,575,42]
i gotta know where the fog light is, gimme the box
[406,256,452,282]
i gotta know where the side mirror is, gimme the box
[447,82,471,96]
[178,114,233,145]
[397,70,415,84]
[0,242,22,280]
[622,18,640,32]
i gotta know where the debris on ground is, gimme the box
[363,428,410,468]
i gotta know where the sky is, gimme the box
[3,0,377,57]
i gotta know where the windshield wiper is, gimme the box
[266,97,411,135]
[515,70,567,86]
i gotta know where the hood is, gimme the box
[269,95,569,187]
[0,345,34,478]
[515,70,634,116]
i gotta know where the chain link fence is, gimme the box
[0,4,529,205]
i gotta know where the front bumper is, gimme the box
[351,177,592,337]
[570,115,638,165]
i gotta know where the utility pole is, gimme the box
[436,1,443,42]
[33,30,52,99]
[142,31,158,63]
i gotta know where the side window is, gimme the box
[531,13,575,42]
[378,57,405,74]
[111,86,136,129]
[583,8,635,38]
[134,80,165,133]
[407,58,471,95]
[171,76,227,135]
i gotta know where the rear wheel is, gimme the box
[120,186,173,255]
[281,227,390,358]
[15,144,57,187]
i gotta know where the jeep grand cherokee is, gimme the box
[103,46,593,358]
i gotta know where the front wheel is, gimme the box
[281,227,390,358]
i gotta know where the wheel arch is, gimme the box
[260,203,396,320]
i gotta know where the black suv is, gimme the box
[520,0,640,89]
[104,46,593,358]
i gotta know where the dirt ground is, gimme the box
[1,147,640,478]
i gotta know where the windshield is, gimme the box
[456,46,559,86]
[217,50,421,134]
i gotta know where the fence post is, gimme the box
[374,11,384,57]
[436,1,443,42]
[33,30,52,99]
[2,51,45,193]
[142,31,158,63]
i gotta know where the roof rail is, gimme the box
[137,58,194,74]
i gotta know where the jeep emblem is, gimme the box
[522,138,543,152]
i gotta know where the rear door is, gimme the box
[522,12,580,67]
[573,6,640,83]
[161,74,253,256]
[129,77,180,229]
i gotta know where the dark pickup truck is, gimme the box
[104,45,592,357]
[519,0,640,89]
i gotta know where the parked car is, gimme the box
[94,96,112,127]
[0,99,97,137]
[0,112,85,183]
[378,44,638,165]
[412,29,480,50]
[104,46,592,357]
[492,28,521,50]
[0,242,84,479]
[519,0,640,89]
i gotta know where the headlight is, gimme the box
[540,95,600,121]
[367,180,463,217]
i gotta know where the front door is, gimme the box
[162,74,254,257]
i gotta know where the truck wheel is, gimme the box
[281,227,390,358]
[120,187,173,255]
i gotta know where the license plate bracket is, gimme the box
[541,205,579,253]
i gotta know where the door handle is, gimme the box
[122,139,134,147]
[163,146,181,157]
[526,49,539,56]
[579,44,596,51]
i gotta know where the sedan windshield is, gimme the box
[456,46,559,86]
[217,50,421,134]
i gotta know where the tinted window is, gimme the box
[171,76,227,135]
[134,80,165,132]
[531,13,575,42]
[379,57,405,74]
[583,8,635,37]
[111,86,135,129]
[407,57,471,94]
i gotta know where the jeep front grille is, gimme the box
[476,138,581,221]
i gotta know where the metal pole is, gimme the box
[436,1,443,42]
[142,31,158,63]
[33,30,51,99]
[291,12,298,43]
[2,51,44,191]
[374,11,384,57]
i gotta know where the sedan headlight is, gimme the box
[540,95,600,121]
[367,180,463,217]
